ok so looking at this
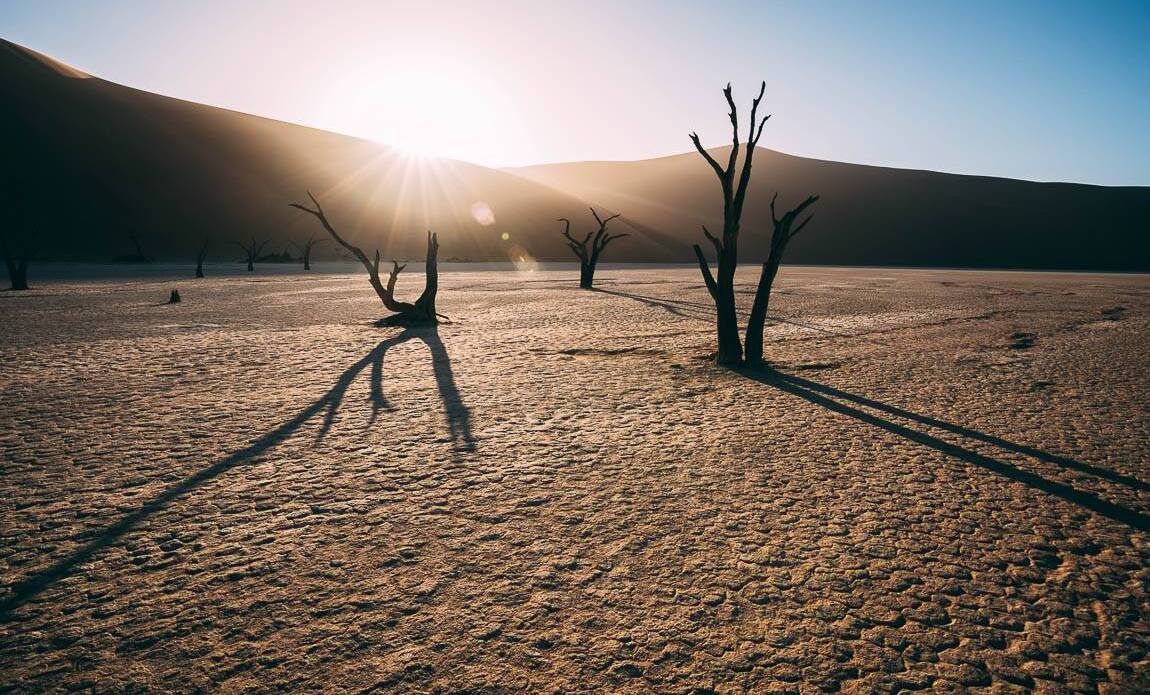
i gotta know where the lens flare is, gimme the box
[506,243,539,274]
[470,201,496,226]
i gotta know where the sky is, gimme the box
[2,0,1148,185]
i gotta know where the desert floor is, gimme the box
[1,266,1148,694]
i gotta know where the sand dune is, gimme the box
[0,38,643,263]
[5,37,1148,269]
[509,149,1150,270]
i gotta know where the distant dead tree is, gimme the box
[558,208,628,289]
[113,230,155,263]
[690,81,818,366]
[234,238,269,272]
[195,237,210,278]
[291,192,441,325]
[2,237,30,291]
[292,233,327,270]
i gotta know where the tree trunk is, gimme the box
[303,255,311,271]
[743,260,780,366]
[713,229,742,366]
[247,259,254,272]
[6,258,29,291]
[195,260,205,278]
[579,261,594,289]
[410,232,439,322]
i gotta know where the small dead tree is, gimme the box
[195,237,210,278]
[743,193,819,365]
[234,238,269,272]
[558,208,627,289]
[292,233,327,270]
[690,81,818,366]
[291,192,441,325]
[3,238,30,291]
[114,230,155,263]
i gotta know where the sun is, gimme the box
[326,61,513,163]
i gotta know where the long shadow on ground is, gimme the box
[0,326,473,618]
[746,367,1150,532]
[596,288,885,343]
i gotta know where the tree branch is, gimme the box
[291,191,415,313]
[701,225,722,258]
[689,132,727,183]
[693,244,719,300]
[723,82,740,178]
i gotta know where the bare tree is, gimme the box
[690,81,818,366]
[195,237,210,278]
[292,233,327,271]
[234,238,269,272]
[2,237,30,291]
[114,230,155,263]
[558,208,627,289]
[743,193,819,365]
[291,192,441,325]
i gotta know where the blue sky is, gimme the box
[2,0,1147,184]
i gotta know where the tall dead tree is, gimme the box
[743,193,818,365]
[558,208,627,289]
[3,238,30,291]
[292,233,327,270]
[195,237,210,278]
[291,192,441,325]
[690,81,819,366]
[235,238,269,272]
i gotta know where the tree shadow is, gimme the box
[592,287,712,321]
[743,367,1150,532]
[594,289,880,344]
[0,326,473,618]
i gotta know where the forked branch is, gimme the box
[291,192,440,324]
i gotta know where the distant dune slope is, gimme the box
[3,38,1148,269]
[0,38,645,262]
[509,150,1150,271]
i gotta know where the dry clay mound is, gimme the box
[0,38,657,263]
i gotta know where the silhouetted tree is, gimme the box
[114,230,155,263]
[558,208,628,289]
[291,192,441,325]
[195,237,210,278]
[743,193,818,365]
[292,233,327,270]
[234,238,269,272]
[2,237,30,291]
[690,81,818,366]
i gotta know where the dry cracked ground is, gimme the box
[1,266,1148,694]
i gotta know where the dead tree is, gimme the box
[292,233,327,270]
[558,208,627,289]
[113,230,155,263]
[2,238,30,291]
[743,193,819,364]
[234,238,269,272]
[195,237,210,278]
[291,192,441,325]
[690,81,818,366]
